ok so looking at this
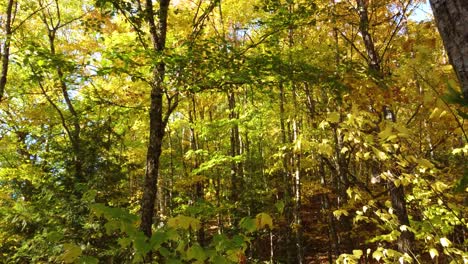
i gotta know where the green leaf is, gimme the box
[60,243,82,264]
[275,201,285,214]
[186,244,207,262]
[167,215,200,231]
[150,230,169,249]
[327,112,340,123]
[77,256,99,264]
[210,255,231,264]
[239,217,256,233]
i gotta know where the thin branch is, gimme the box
[413,68,468,142]
[406,103,422,126]
[335,29,369,62]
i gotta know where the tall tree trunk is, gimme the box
[140,0,171,243]
[0,0,14,101]
[355,0,413,254]
[429,0,468,100]
[279,83,292,263]
[228,90,242,203]
[189,94,205,246]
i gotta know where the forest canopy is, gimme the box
[0,0,467,263]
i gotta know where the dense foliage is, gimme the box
[0,0,466,263]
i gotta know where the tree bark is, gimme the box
[140,0,171,240]
[0,0,14,101]
[429,0,468,100]
[356,0,380,73]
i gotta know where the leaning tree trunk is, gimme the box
[429,0,468,100]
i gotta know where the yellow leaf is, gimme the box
[255,213,273,229]
[318,141,334,157]
[378,125,393,140]
[340,146,349,154]
[372,147,387,161]
[417,158,434,168]
[429,108,439,119]
[327,112,340,123]
[168,215,200,231]
[429,248,438,259]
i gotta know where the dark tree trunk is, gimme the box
[228,90,242,202]
[355,0,413,254]
[356,0,380,73]
[0,0,14,101]
[140,0,171,241]
[429,0,468,100]
[388,181,413,253]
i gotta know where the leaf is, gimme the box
[372,250,383,261]
[186,245,207,262]
[333,209,349,220]
[168,215,200,231]
[353,249,363,258]
[417,158,434,169]
[275,201,285,214]
[77,256,99,264]
[118,237,132,248]
[82,189,97,203]
[210,255,230,264]
[372,147,388,161]
[327,112,340,123]
[255,213,273,229]
[239,217,256,233]
[60,243,82,264]
[440,237,451,247]
[378,125,393,141]
[429,248,438,259]
[150,230,169,249]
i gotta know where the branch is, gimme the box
[335,29,369,62]
[413,67,468,142]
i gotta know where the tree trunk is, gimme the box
[429,0,468,100]
[355,0,413,254]
[279,83,293,263]
[0,0,14,101]
[140,0,171,242]
[356,0,380,73]
[228,90,242,203]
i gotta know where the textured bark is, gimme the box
[356,0,380,73]
[388,181,413,253]
[0,0,14,101]
[429,0,468,100]
[140,0,170,240]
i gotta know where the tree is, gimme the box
[430,0,468,100]
[0,0,15,101]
